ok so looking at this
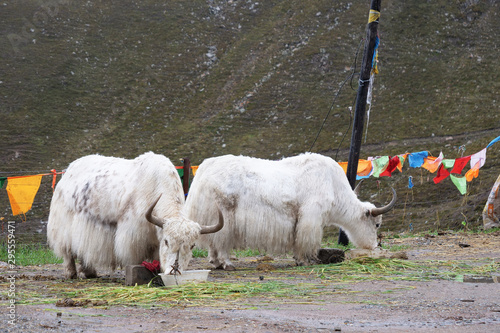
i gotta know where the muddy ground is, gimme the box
[1,231,499,333]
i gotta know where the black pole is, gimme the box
[182,158,191,198]
[338,0,381,246]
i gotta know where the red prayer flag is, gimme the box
[433,164,450,184]
[451,156,471,174]
[380,156,400,177]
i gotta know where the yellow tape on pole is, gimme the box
[368,9,380,23]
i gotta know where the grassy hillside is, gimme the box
[1,0,499,237]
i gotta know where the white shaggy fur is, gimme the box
[184,153,392,270]
[47,152,203,279]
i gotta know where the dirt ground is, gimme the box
[1,231,499,333]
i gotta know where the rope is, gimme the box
[309,38,364,153]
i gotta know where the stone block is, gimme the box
[125,265,155,286]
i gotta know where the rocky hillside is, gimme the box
[1,0,499,234]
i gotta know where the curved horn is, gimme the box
[370,187,397,217]
[353,179,364,196]
[145,195,164,228]
[200,207,224,234]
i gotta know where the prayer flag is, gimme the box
[380,156,400,177]
[451,156,471,174]
[422,152,443,173]
[441,159,455,169]
[357,160,373,177]
[465,162,481,182]
[450,174,467,195]
[396,154,408,172]
[191,166,199,177]
[433,164,450,184]
[371,156,389,178]
[408,151,428,168]
[470,148,486,169]
[6,175,43,216]
[338,160,372,177]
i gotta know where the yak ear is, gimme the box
[145,195,164,228]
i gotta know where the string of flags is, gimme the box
[1,170,64,217]
[1,135,498,217]
[0,166,200,217]
[338,135,500,195]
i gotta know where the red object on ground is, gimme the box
[141,260,161,274]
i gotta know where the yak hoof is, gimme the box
[224,264,236,271]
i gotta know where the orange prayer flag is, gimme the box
[191,166,199,176]
[465,162,480,182]
[338,162,348,173]
[396,153,408,172]
[357,160,373,177]
[6,175,43,216]
[421,157,439,173]
[337,161,371,176]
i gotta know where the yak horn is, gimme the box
[353,179,364,196]
[200,207,224,234]
[370,188,397,217]
[145,195,164,228]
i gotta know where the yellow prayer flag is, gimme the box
[191,166,199,177]
[6,175,43,216]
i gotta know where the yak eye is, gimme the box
[375,223,380,228]
[190,244,195,250]
[164,240,168,246]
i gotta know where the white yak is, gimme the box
[184,153,396,270]
[47,152,223,279]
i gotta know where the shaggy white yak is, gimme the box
[184,153,396,270]
[47,152,223,279]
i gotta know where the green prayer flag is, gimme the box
[177,169,184,178]
[372,156,390,178]
[0,177,6,189]
[442,159,455,169]
[450,174,467,195]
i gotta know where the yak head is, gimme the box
[347,186,397,250]
[145,196,224,273]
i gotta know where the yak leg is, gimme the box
[293,212,323,266]
[63,252,77,279]
[78,258,98,279]
[208,247,235,271]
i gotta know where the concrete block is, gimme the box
[345,248,408,260]
[463,275,498,283]
[125,265,155,286]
